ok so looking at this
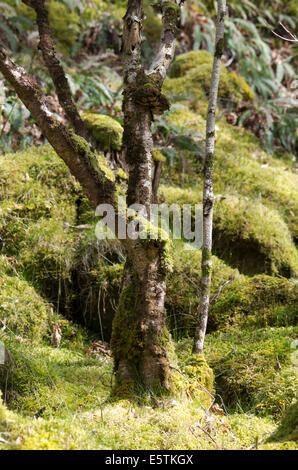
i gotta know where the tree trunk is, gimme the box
[0,0,182,395]
[108,1,181,394]
[111,252,173,392]
[193,0,226,354]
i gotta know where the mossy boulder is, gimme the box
[269,401,298,442]
[212,196,298,277]
[166,242,239,338]
[161,187,298,277]
[204,327,298,418]
[164,51,255,107]
[169,50,213,78]
[0,145,123,337]
[209,274,298,331]
[0,274,50,340]
[163,108,298,241]
[82,112,123,151]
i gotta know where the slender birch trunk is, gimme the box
[193,0,226,354]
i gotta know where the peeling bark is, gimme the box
[193,0,226,354]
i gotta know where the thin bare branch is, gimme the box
[271,22,298,43]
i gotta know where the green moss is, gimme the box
[164,51,254,107]
[269,401,298,442]
[169,50,213,78]
[213,195,298,277]
[203,327,298,418]
[48,1,80,52]
[209,274,298,331]
[0,274,50,340]
[153,149,166,162]
[161,187,298,277]
[165,240,239,338]
[143,0,162,45]
[82,112,123,152]
[182,354,214,399]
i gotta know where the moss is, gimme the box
[70,129,116,181]
[0,145,123,338]
[169,50,213,78]
[269,401,298,442]
[48,1,80,52]
[212,195,298,277]
[161,111,298,240]
[116,168,128,180]
[163,1,180,32]
[143,0,162,45]
[209,274,298,331]
[111,282,143,373]
[82,112,123,152]
[165,240,239,339]
[164,51,254,107]
[182,354,214,400]
[0,274,50,340]
[203,327,298,418]
[153,149,166,162]
[161,187,298,277]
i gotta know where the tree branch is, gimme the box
[0,46,115,209]
[148,0,181,83]
[22,0,87,139]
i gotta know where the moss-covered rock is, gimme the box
[0,145,124,337]
[0,274,51,340]
[169,50,214,78]
[82,112,123,151]
[164,51,255,108]
[209,275,298,331]
[161,187,298,277]
[269,401,298,442]
[163,108,298,242]
[166,241,239,338]
[203,327,298,418]
[212,196,298,277]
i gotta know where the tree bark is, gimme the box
[110,0,181,392]
[0,0,182,394]
[193,0,226,354]
[23,0,88,139]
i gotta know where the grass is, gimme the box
[0,325,296,450]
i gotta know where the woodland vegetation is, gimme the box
[0,0,297,450]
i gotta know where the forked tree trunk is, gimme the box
[111,1,181,393]
[0,0,182,395]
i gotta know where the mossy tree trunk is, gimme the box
[110,0,181,392]
[0,0,182,394]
